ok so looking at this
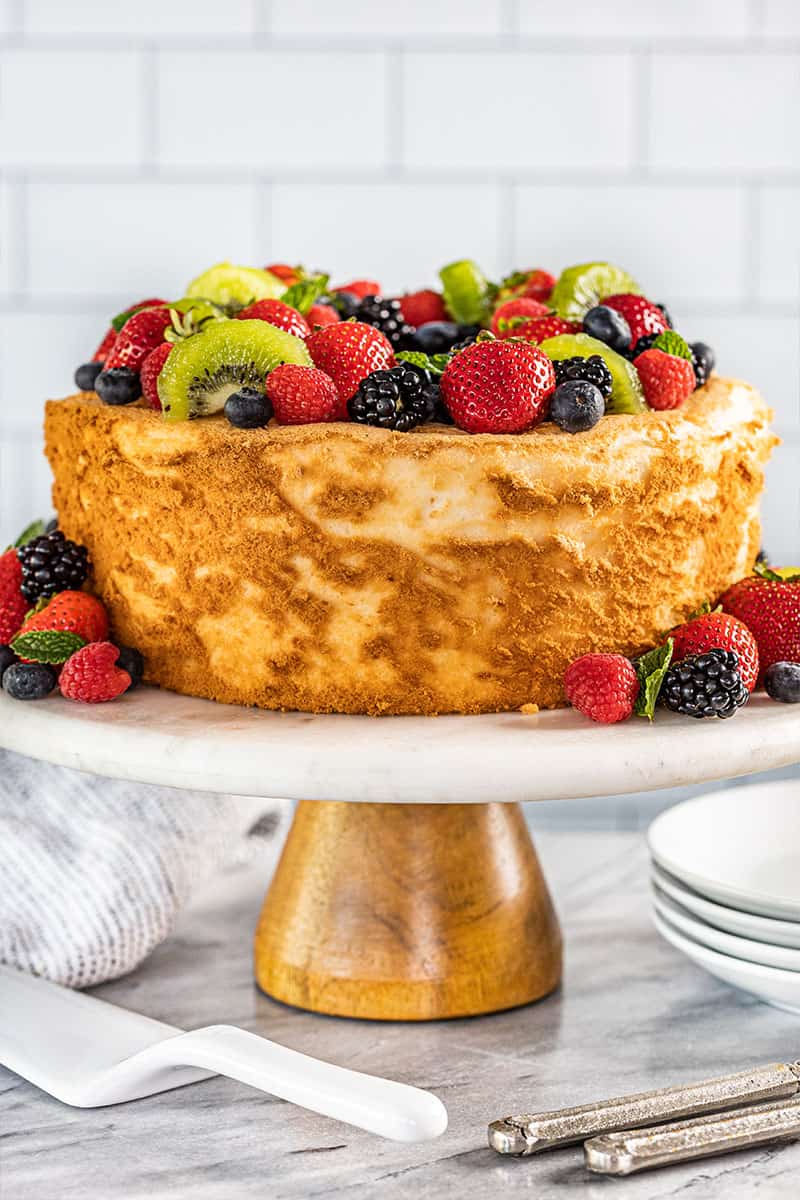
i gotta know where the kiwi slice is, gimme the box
[185,262,285,308]
[548,262,641,322]
[158,319,311,422]
[439,259,492,325]
[540,332,645,415]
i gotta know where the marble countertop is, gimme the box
[3,829,798,1199]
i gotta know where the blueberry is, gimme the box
[656,303,673,329]
[331,291,361,319]
[690,342,715,388]
[550,380,605,434]
[224,387,273,429]
[95,366,142,406]
[764,661,800,704]
[0,645,17,682]
[45,517,58,533]
[74,361,103,391]
[3,661,57,701]
[582,305,631,353]
[407,321,461,354]
[115,644,145,690]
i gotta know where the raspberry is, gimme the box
[397,289,447,327]
[634,348,696,411]
[266,364,343,424]
[564,653,639,724]
[59,641,131,703]
[603,294,668,349]
[439,339,555,434]
[490,298,551,338]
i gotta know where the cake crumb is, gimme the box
[519,703,539,715]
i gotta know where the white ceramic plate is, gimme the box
[652,909,800,1016]
[651,863,800,950]
[647,779,800,921]
[652,887,800,972]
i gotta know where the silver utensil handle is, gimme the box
[585,1094,800,1176]
[488,1061,800,1155]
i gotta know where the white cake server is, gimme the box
[0,965,447,1143]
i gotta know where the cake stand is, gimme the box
[1,690,798,1022]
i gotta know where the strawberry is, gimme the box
[140,342,173,410]
[334,280,381,300]
[265,262,301,286]
[397,290,447,327]
[669,611,759,692]
[266,364,343,424]
[0,549,26,644]
[306,302,340,331]
[720,569,800,683]
[634,348,695,411]
[440,339,555,434]
[498,268,556,305]
[564,654,639,724]
[511,314,580,345]
[306,321,395,402]
[235,298,311,340]
[491,297,551,338]
[104,307,173,374]
[92,326,118,363]
[18,590,109,645]
[604,294,668,349]
[59,641,131,703]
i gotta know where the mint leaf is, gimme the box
[396,350,450,376]
[281,274,329,315]
[11,629,86,665]
[653,331,692,361]
[13,519,45,549]
[634,638,673,721]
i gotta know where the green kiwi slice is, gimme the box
[548,262,641,322]
[439,259,492,325]
[185,262,285,308]
[540,332,645,414]
[158,319,311,422]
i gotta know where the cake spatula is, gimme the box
[0,965,447,1142]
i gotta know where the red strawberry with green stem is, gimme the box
[103,306,173,374]
[17,590,109,645]
[306,303,340,331]
[510,314,580,345]
[440,339,555,434]
[0,549,26,644]
[235,299,310,339]
[604,294,668,349]
[720,567,800,684]
[491,297,551,338]
[306,321,395,401]
[669,610,759,692]
[397,290,447,327]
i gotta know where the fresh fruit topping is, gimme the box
[306,302,340,330]
[95,366,142,406]
[185,262,284,307]
[511,315,581,345]
[354,295,414,348]
[17,531,89,603]
[223,387,274,429]
[439,259,492,326]
[103,306,173,373]
[265,262,302,286]
[720,567,800,682]
[564,653,639,724]
[140,342,173,411]
[634,348,695,411]
[18,589,109,644]
[652,330,692,361]
[603,294,668,349]
[116,645,145,689]
[690,341,715,388]
[279,274,330,315]
[550,380,605,434]
[92,326,118,363]
[59,641,131,703]
[348,364,438,432]
[234,298,311,340]
[2,661,57,701]
[669,610,758,692]
[490,297,551,338]
[439,339,555,434]
[582,305,631,354]
[0,549,26,644]
[306,321,395,403]
[109,298,169,334]
[0,644,17,679]
[406,321,462,354]
[553,355,613,399]
[549,263,641,322]
[74,361,104,391]
[661,649,748,719]
[497,268,556,305]
[629,333,660,358]
[397,290,447,327]
[633,640,674,721]
[11,628,86,665]
[158,319,311,422]
[764,662,800,704]
[540,333,645,414]
[330,291,361,319]
[334,279,381,300]
[267,364,343,425]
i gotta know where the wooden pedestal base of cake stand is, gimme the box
[254,800,561,1021]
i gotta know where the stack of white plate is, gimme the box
[647,779,800,1014]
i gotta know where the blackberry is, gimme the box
[553,355,612,399]
[18,530,90,602]
[661,649,748,720]
[656,302,673,329]
[690,341,715,389]
[629,332,660,359]
[348,365,438,432]
[355,295,414,349]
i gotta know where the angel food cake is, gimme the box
[31,259,779,715]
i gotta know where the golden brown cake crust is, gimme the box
[44,378,776,715]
